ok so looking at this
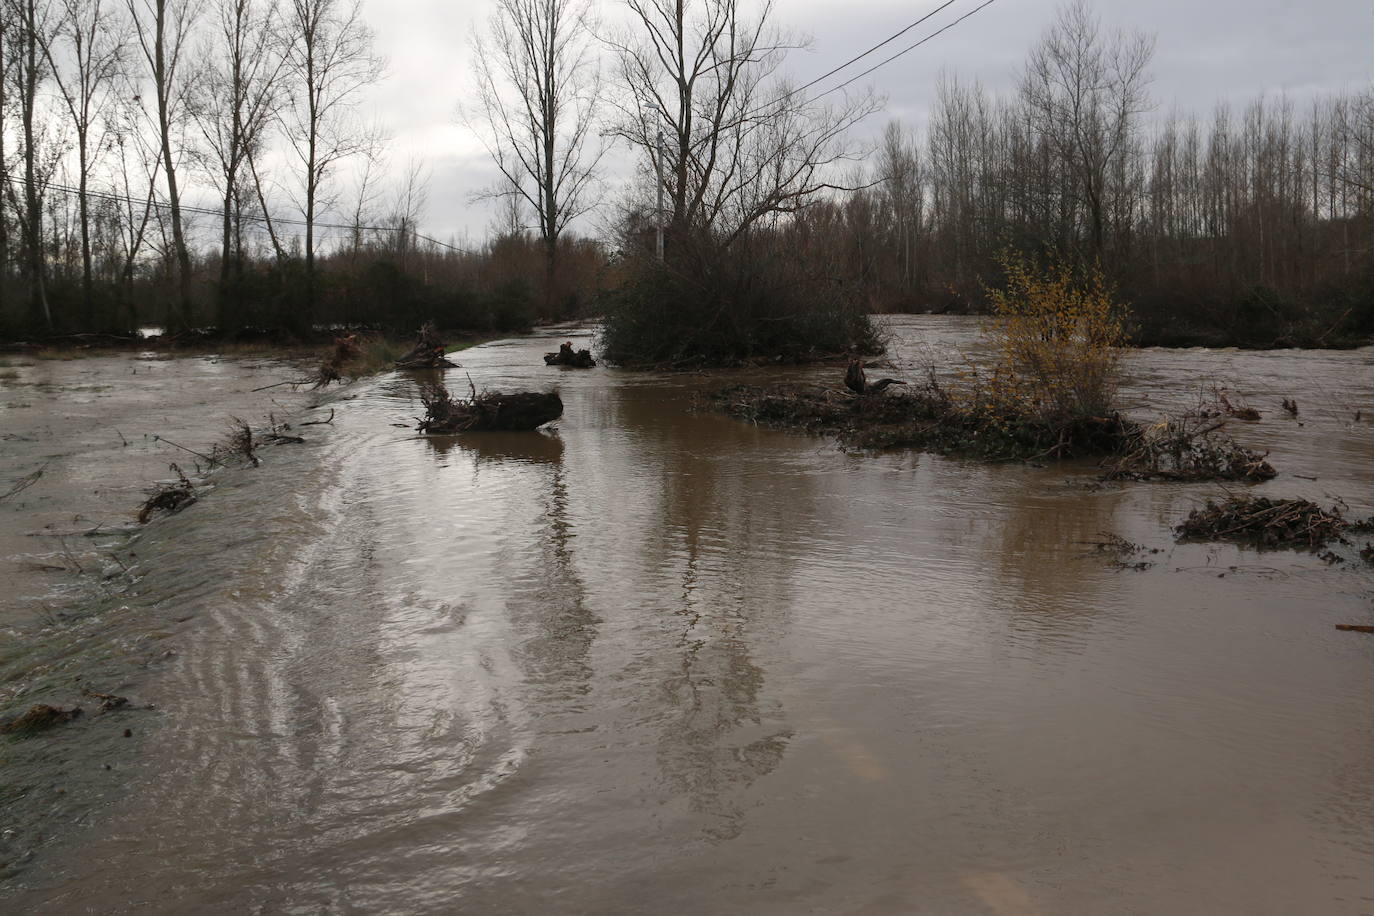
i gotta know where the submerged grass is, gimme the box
[711,378,1134,461]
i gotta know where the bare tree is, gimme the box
[466,0,604,308]
[4,0,62,328]
[126,0,201,327]
[280,0,382,324]
[0,10,12,319]
[383,156,428,271]
[1019,0,1154,259]
[194,0,284,322]
[39,0,126,320]
[104,94,160,321]
[606,0,876,249]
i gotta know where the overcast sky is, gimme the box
[353,0,1374,243]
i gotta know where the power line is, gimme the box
[742,0,1000,120]
[2,174,472,254]
[808,0,1001,103]
[768,0,964,111]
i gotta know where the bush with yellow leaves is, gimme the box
[966,250,1125,430]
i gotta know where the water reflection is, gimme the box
[423,430,565,466]
[597,385,799,841]
[986,469,1125,642]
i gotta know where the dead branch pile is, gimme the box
[417,381,563,433]
[138,463,197,524]
[544,341,596,368]
[396,321,457,370]
[1175,496,1348,549]
[1,704,83,736]
[1103,417,1276,482]
[313,333,361,388]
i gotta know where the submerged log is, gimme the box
[544,341,596,368]
[396,321,458,369]
[418,382,563,433]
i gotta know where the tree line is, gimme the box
[3,0,1371,348]
[786,4,1374,345]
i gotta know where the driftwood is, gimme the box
[844,359,906,395]
[1336,624,1374,634]
[1175,496,1349,549]
[396,321,458,369]
[418,381,563,433]
[138,464,197,524]
[1103,416,1276,482]
[544,341,596,368]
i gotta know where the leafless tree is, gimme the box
[104,93,160,318]
[126,0,201,327]
[193,0,284,321]
[466,0,604,306]
[0,10,13,319]
[606,0,877,250]
[279,0,383,323]
[4,0,63,327]
[1019,0,1154,260]
[38,0,126,318]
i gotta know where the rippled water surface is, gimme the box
[3,318,1373,915]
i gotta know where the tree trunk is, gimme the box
[154,0,193,329]
[78,129,93,326]
[19,2,51,330]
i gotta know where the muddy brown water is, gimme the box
[2,318,1373,915]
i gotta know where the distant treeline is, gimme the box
[791,78,1374,346]
[2,0,1371,348]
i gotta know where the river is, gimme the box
[2,317,1372,914]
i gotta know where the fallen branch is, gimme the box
[1,460,49,502]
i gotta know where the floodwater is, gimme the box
[2,318,1373,915]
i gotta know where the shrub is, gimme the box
[964,250,1125,429]
[598,233,882,367]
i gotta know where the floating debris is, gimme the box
[1175,497,1349,549]
[313,333,362,388]
[395,322,458,370]
[417,381,563,433]
[1104,417,1275,482]
[80,688,129,712]
[137,464,197,524]
[1,704,83,737]
[544,341,596,368]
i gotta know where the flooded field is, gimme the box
[2,317,1373,914]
